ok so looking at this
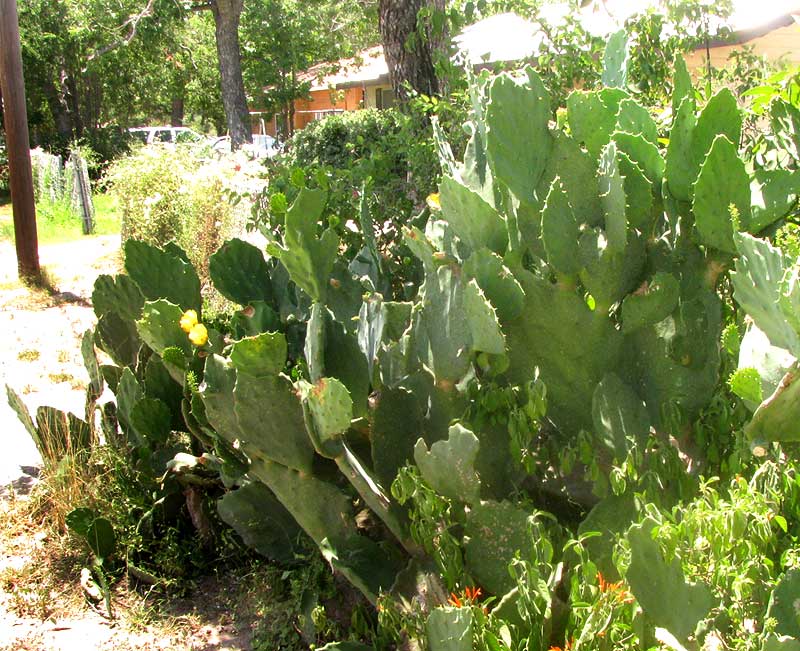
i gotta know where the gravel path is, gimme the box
[0,234,121,487]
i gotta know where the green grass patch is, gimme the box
[0,193,120,245]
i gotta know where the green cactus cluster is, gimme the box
[9,32,800,650]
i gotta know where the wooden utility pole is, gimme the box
[0,0,40,281]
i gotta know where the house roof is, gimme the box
[297,45,389,92]
[292,2,800,92]
[580,0,800,45]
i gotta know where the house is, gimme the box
[252,46,392,137]
[581,0,800,71]
[252,1,800,136]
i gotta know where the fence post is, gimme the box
[70,151,94,235]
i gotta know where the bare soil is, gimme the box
[0,235,260,651]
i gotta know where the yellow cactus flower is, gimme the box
[188,323,208,347]
[426,193,441,211]
[180,309,199,333]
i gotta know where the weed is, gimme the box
[48,372,75,385]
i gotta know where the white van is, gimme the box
[128,126,206,146]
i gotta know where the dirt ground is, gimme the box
[0,234,259,651]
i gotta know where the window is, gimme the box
[376,88,395,110]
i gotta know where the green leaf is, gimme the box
[232,301,281,337]
[541,177,581,276]
[137,300,192,357]
[66,508,115,561]
[426,607,473,651]
[414,424,481,505]
[626,518,713,642]
[766,569,800,639]
[771,99,800,160]
[598,141,627,254]
[439,175,506,254]
[65,507,94,537]
[370,386,425,488]
[602,29,629,89]
[613,132,665,187]
[665,97,698,202]
[728,367,764,404]
[462,249,524,322]
[91,274,144,321]
[579,228,646,309]
[692,135,750,253]
[6,385,40,451]
[732,233,800,356]
[277,187,338,302]
[199,355,241,445]
[217,482,305,565]
[592,373,650,459]
[578,492,638,580]
[230,332,287,378]
[750,169,800,233]
[86,517,115,560]
[209,238,274,306]
[671,55,693,116]
[234,372,315,472]
[692,88,742,169]
[463,280,505,355]
[302,377,353,447]
[464,500,538,596]
[129,397,172,446]
[422,266,472,384]
[617,151,654,233]
[745,362,800,443]
[616,98,657,144]
[124,239,201,312]
[763,635,800,651]
[486,68,552,201]
[621,272,680,333]
[81,330,103,399]
[536,131,602,227]
[95,311,141,368]
[567,88,628,159]
[116,368,144,444]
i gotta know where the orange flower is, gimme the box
[597,572,634,603]
[464,586,483,602]
[549,640,573,651]
[448,586,483,609]
[448,592,462,608]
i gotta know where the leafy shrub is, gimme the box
[107,147,196,247]
[0,138,8,196]
[107,147,265,279]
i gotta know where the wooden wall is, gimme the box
[684,22,800,73]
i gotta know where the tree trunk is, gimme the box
[42,79,72,142]
[64,72,83,138]
[210,0,251,149]
[378,0,446,103]
[171,97,184,126]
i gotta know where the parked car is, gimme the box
[211,134,281,159]
[128,126,207,147]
